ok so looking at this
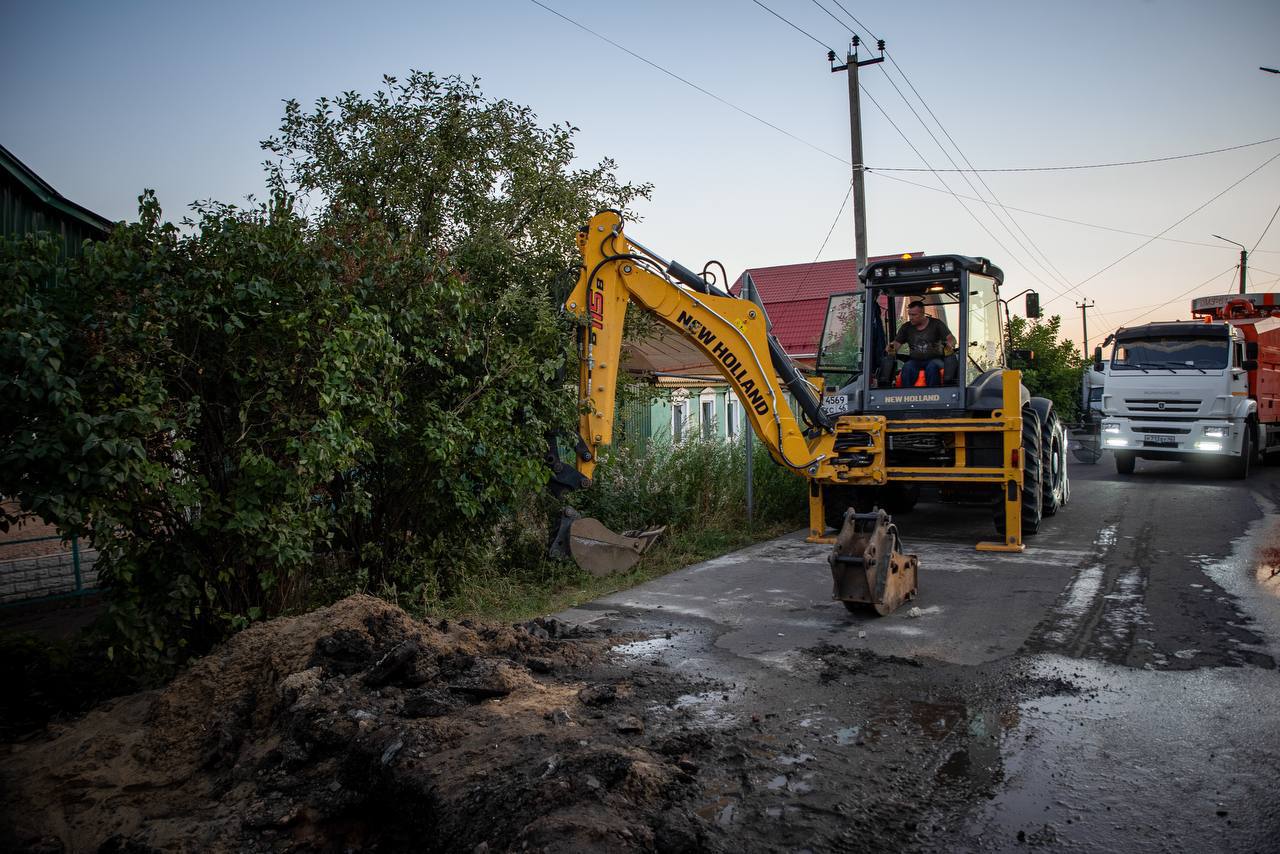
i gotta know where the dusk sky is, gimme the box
[5,0,1278,350]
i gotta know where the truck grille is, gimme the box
[1123,398,1201,414]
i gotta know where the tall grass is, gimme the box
[571,436,807,532]
[421,437,808,621]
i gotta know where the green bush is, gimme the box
[1007,314,1089,422]
[573,437,807,532]
[0,72,653,674]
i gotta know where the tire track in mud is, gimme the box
[1021,520,1121,659]
[1022,476,1275,669]
[1076,522,1154,664]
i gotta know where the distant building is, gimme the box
[1,142,112,262]
[0,143,111,603]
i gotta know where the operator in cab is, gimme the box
[886,300,957,387]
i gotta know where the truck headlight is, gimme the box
[1102,422,1120,434]
[1203,426,1226,438]
[1105,438,1129,447]
[1195,441,1222,452]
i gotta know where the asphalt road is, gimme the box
[561,450,1280,852]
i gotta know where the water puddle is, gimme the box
[610,635,681,659]
[653,689,741,729]
[964,655,1280,851]
[1197,497,1280,656]
[773,752,816,766]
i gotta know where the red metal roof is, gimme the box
[730,253,917,359]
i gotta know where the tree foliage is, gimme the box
[1,72,650,672]
[1007,314,1088,421]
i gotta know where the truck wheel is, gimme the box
[1114,452,1135,475]
[1226,426,1253,479]
[1041,410,1068,516]
[995,407,1042,537]
[1264,433,1280,466]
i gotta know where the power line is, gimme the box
[1050,148,1280,306]
[531,0,1280,300]
[867,169,1280,254]
[753,0,1062,294]
[527,0,847,164]
[876,64,1072,297]
[786,182,854,299]
[750,0,836,52]
[856,85,1066,297]
[808,0,855,37]
[827,0,879,42]
[880,51,1077,297]
[1252,200,1280,252]
[1095,265,1237,340]
[871,135,1280,172]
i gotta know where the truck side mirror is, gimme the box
[1025,292,1041,319]
[1093,346,1104,372]
[1242,359,1259,372]
[1009,347,1035,364]
[1245,341,1259,360]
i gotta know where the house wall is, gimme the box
[643,385,754,443]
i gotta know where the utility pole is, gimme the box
[1212,235,1248,294]
[1076,299,1096,359]
[830,37,884,270]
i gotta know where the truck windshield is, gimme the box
[1112,335,1228,370]
[817,293,863,389]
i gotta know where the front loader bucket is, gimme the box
[829,509,919,616]
[550,508,666,577]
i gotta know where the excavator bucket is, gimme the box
[828,509,919,616]
[550,508,666,577]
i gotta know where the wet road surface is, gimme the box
[561,452,1280,852]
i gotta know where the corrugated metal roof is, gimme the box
[763,298,830,356]
[1,143,112,263]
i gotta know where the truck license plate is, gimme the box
[1147,434,1176,446]
[822,394,848,415]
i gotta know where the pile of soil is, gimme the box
[0,595,723,853]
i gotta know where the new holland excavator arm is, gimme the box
[550,210,918,613]
[566,210,836,482]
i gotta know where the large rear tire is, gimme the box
[995,407,1042,538]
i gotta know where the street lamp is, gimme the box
[1262,67,1279,74]
[1212,234,1247,294]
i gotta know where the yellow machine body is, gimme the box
[563,211,1033,560]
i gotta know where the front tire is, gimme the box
[1114,451,1135,475]
[1226,425,1253,479]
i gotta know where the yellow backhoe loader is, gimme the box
[548,211,1069,615]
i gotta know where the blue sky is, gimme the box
[5,0,1278,349]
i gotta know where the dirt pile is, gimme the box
[1,595,721,853]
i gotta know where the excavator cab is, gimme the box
[817,255,1005,416]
